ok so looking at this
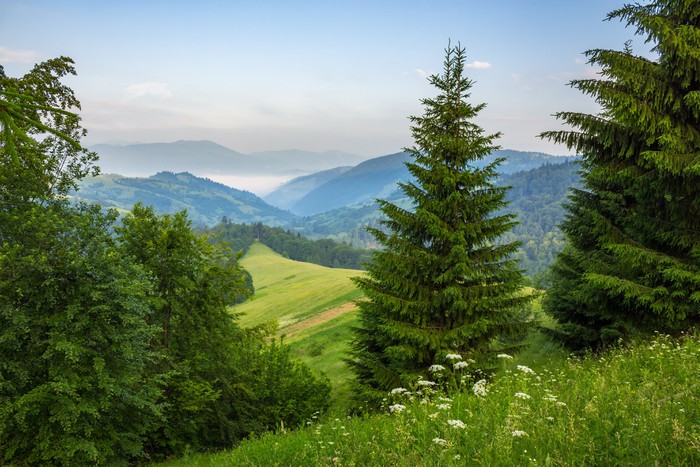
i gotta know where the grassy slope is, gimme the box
[164,332,700,466]
[234,242,364,408]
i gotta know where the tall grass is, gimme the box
[163,332,700,466]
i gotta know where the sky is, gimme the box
[1,1,645,158]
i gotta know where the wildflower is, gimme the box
[390,387,409,395]
[429,364,446,372]
[432,438,447,446]
[417,380,437,387]
[437,396,453,402]
[512,430,527,437]
[389,404,406,413]
[454,455,461,460]
[436,404,451,410]
[556,401,567,407]
[445,353,462,361]
[453,361,470,370]
[472,379,488,397]
[517,365,535,375]
[514,392,531,400]
[543,394,558,402]
[447,419,466,429]
[428,412,440,419]
[497,353,513,359]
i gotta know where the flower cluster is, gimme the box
[447,419,466,429]
[472,379,488,397]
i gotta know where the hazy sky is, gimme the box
[2,1,642,157]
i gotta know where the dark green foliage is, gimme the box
[541,0,700,349]
[500,160,581,280]
[1,58,330,464]
[116,204,331,459]
[0,203,159,466]
[348,44,533,403]
[0,57,98,206]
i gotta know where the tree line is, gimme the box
[204,220,373,270]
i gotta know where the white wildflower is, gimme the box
[447,419,466,429]
[436,403,451,410]
[497,353,513,359]
[438,396,452,402]
[453,361,470,370]
[514,392,531,400]
[512,430,527,437]
[454,454,461,460]
[429,364,446,372]
[472,379,488,397]
[389,404,406,413]
[417,380,437,387]
[445,353,462,361]
[432,437,447,446]
[517,365,535,375]
[390,387,409,395]
[556,401,567,407]
[428,412,440,419]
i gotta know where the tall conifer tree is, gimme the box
[348,44,531,401]
[542,0,700,348]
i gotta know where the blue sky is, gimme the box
[1,1,641,157]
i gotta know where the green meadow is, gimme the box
[235,242,364,408]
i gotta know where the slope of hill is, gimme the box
[263,166,352,210]
[270,149,575,216]
[235,242,364,405]
[73,171,298,226]
[289,152,412,216]
[163,332,700,466]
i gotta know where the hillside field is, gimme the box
[234,242,364,407]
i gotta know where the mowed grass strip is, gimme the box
[234,242,363,330]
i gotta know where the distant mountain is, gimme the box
[73,172,298,226]
[273,149,574,216]
[90,140,367,178]
[248,149,366,172]
[289,152,412,216]
[263,166,353,211]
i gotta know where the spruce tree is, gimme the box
[541,0,700,348]
[348,44,532,402]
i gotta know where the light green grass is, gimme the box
[235,242,363,329]
[233,242,363,408]
[162,332,700,466]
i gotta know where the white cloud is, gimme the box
[0,46,39,64]
[125,82,173,100]
[465,60,492,69]
[414,68,429,79]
